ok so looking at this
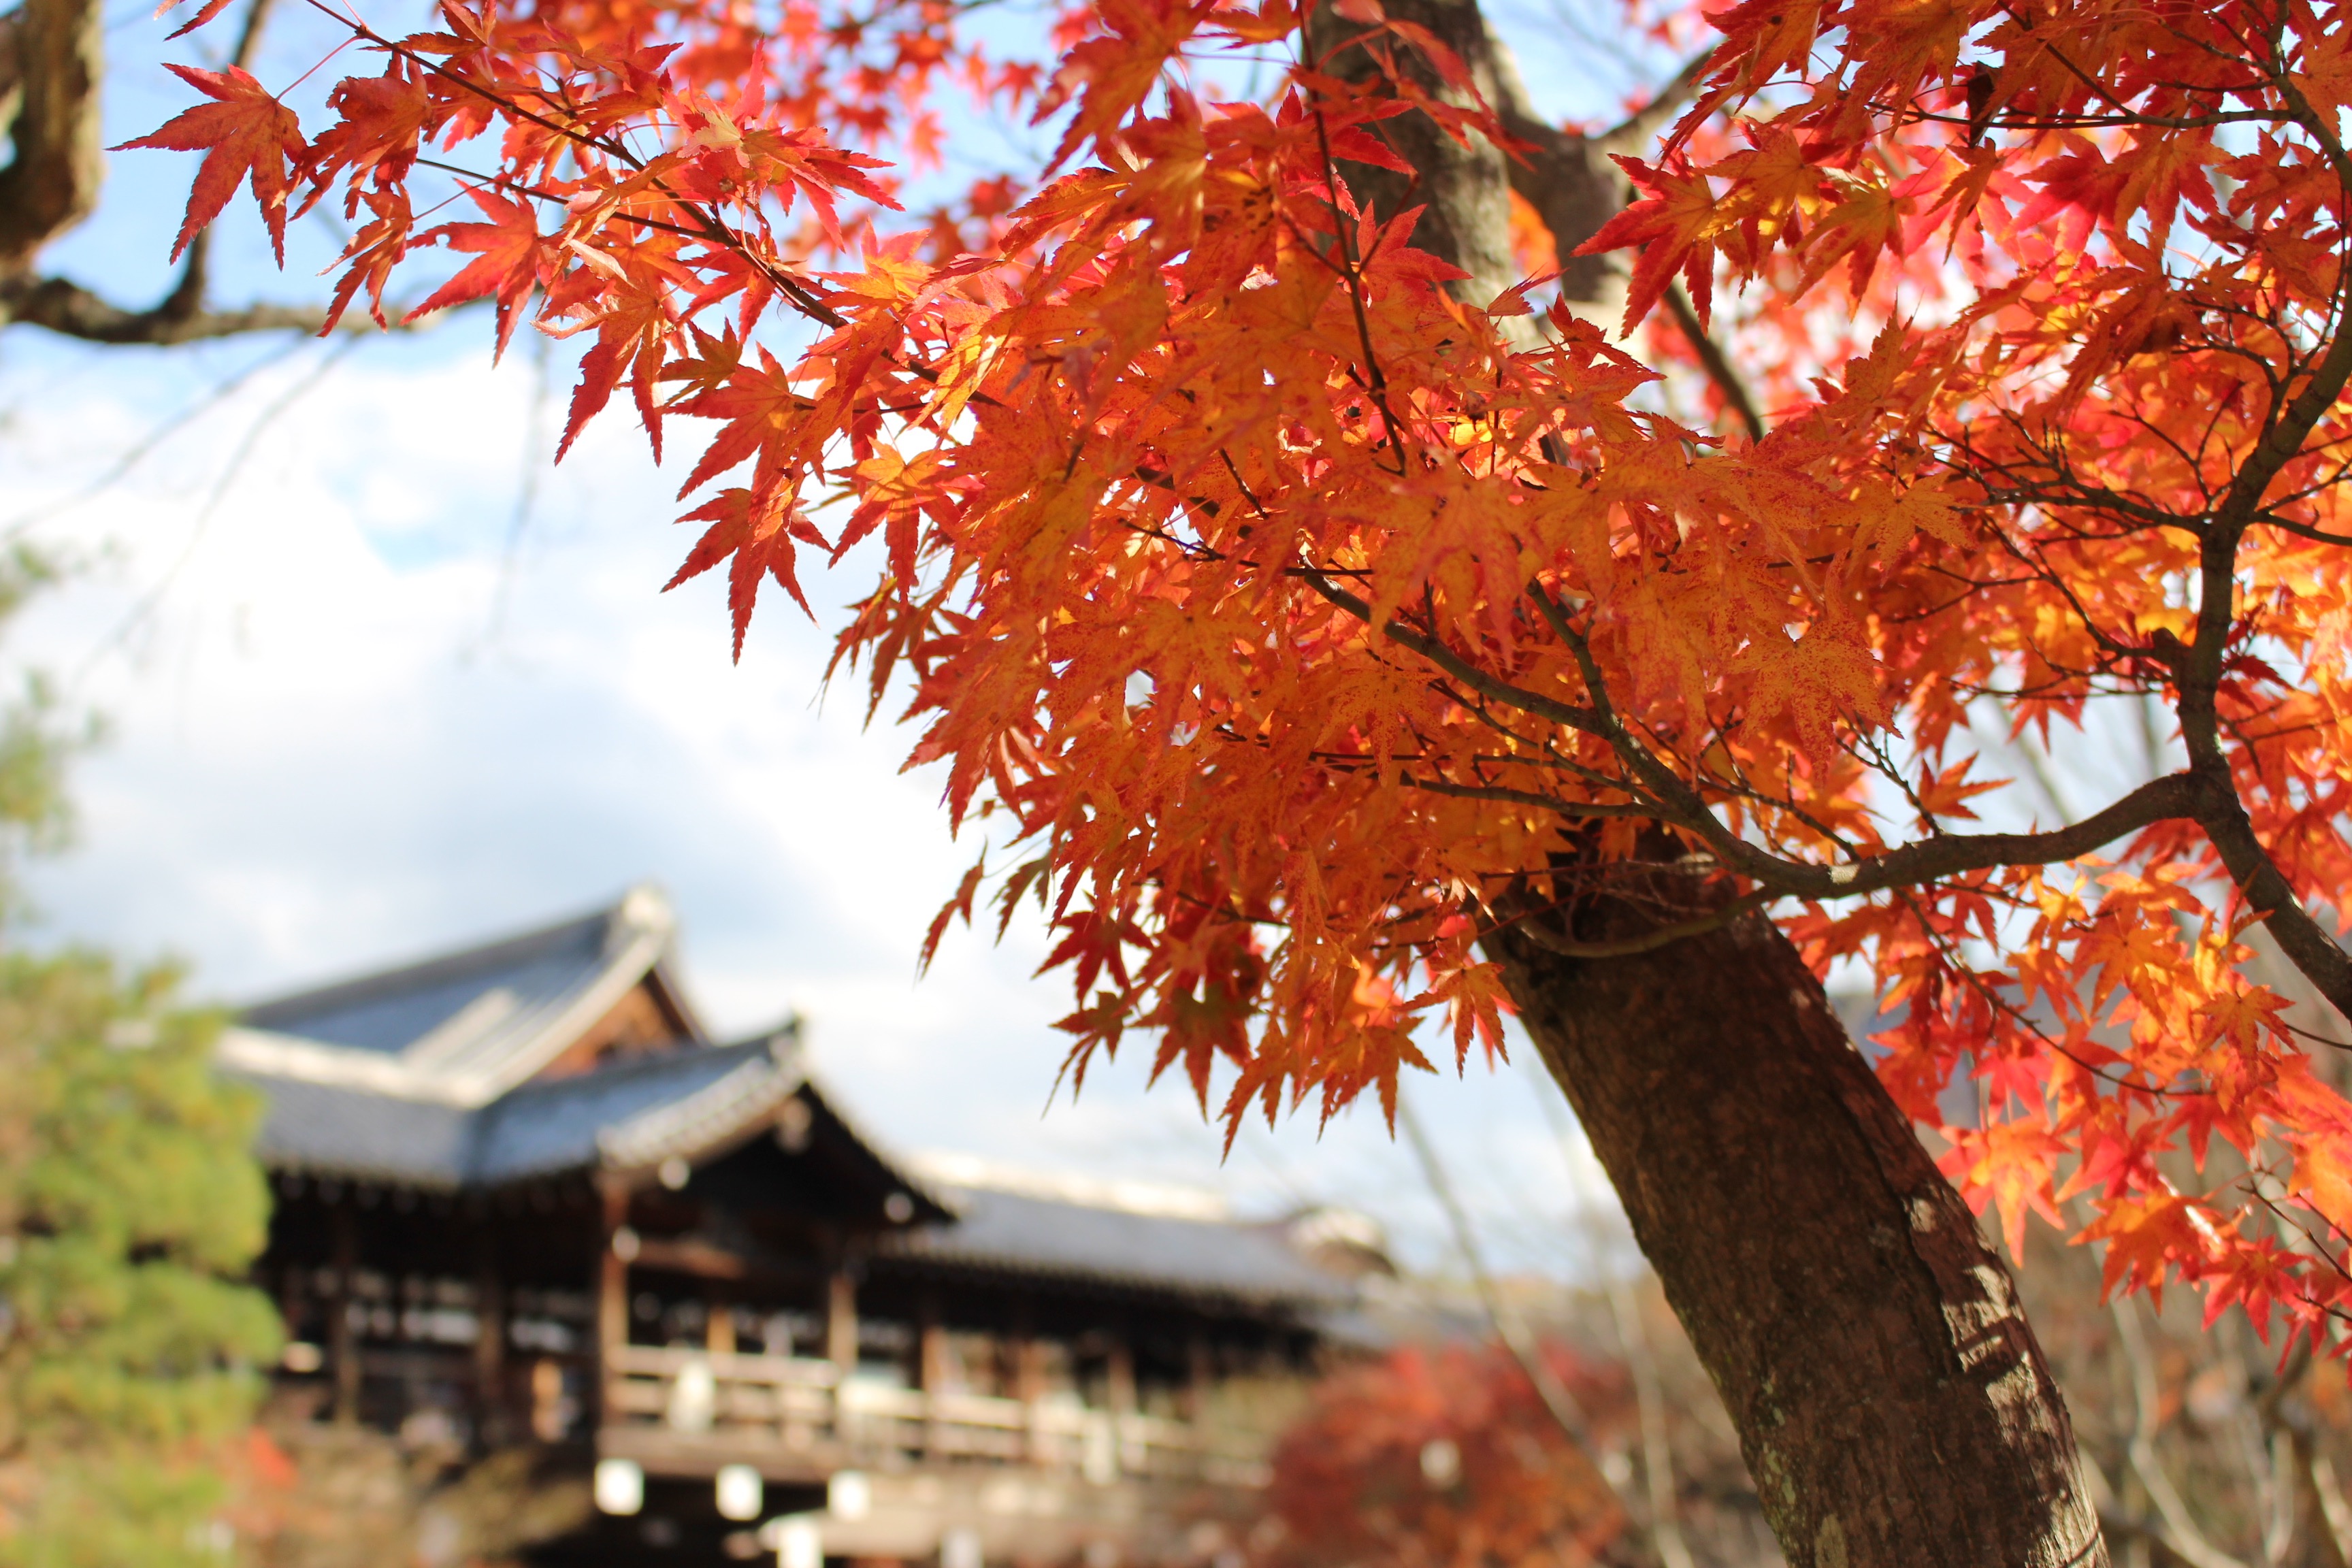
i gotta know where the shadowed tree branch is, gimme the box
[1305,0,1763,429]
[0,0,102,270]
[0,270,343,342]
[0,0,355,344]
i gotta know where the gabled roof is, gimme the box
[219,884,698,1107]
[239,1032,806,1190]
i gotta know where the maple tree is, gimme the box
[114,0,2352,1550]
[1258,1339,1637,1568]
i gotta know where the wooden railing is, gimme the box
[601,1345,1272,1486]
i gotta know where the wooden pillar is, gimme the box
[919,1302,948,1391]
[1107,1335,1138,1478]
[824,1264,858,1374]
[330,1202,361,1427]
[597,1181,630,1430]
[274,1258,306,1356]
[1181,1333,1211,1423]
[1011,1301,1047,1467]
[1105,1337,1136,1417]
[918,1296,947,1456]
[531,1357,566,1442]
[824,1260,858,1451]
[1009,1298,1042,1400]
[474,1232,506,1448]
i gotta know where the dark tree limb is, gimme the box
[1665,279,1767,439]
[0,270,340,342]
[1305,0,1529,313]
[0,0,103,271]
[0,0,338,343]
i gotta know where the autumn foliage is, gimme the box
[1258,1342,1629,1568]
[128,0,2352,1373]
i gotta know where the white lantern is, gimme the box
[666,1360,717,1433]
[941,1527,983,1568]
[593,1458,644,1516]
[766,1516,821,1568]
[716,1465,764,1522]
[827,1470,871,1521]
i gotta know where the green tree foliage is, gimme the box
[0,548,281,1567]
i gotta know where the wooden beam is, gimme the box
[629,1234,751,1281]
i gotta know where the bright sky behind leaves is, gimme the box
[0,0,1675,1275]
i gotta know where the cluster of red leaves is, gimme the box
[1256,1341,1628,1568]
[132,0,2352,1360]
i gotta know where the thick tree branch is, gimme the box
[1487,37,1714,335]
[1665,279,1765,439]
[2144,63,2352,1026]
[0,271,342,342]
[2192,784,2352,1020]
[0,0,103,272]
[1296,563,2215,906]
[1305,0,1526,313]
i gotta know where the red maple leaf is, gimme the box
[117,64,307,263]
[404,187,553,359]
[666,480,828,657]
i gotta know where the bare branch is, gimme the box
[1665,279,1765,440]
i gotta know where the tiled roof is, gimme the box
[884,1180,1354,1307]
[240,906,617,1054]
[238,1035,802,1189]
[218,885,697,1107]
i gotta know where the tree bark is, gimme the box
[1485,894,2109,1565]
[1305,0,1632,325]
[0,0,104,272]
[1305,1,2111,1552]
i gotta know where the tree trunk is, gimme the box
[1484,898,2108,1565]
[1303,0,2113,1550]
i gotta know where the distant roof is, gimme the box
[238,1034,805,1189]
[903,1150,1232,1222]
[220,884,699,1107]
[885,1175,1354,1308]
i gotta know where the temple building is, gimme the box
[218,885,1380,1567]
